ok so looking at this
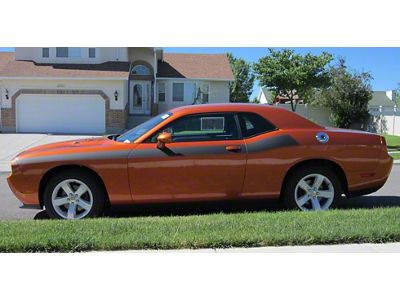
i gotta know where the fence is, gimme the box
[369,106,400,136]
[273,103,333,127]
[275,103,400,136]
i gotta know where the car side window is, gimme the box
[238,112,277,138]
[148,113,240,143]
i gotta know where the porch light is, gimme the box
[114,90,118,101]
[5,89,9,100]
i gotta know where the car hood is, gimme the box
[14,136,122,161]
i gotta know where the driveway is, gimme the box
[0,133,98,172]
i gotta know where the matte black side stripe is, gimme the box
[246,135,298,153]
[18,150,131,165]
[130,145,229,158]
[131,135,298,158]
[18,135,299,164]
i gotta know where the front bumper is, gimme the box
[16,199,41,210]
[7,172,41,209]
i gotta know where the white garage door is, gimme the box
[17,94,106,134]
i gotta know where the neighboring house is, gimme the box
[368,91,398,135]
[368,90,396,114]
[0,48,233,134]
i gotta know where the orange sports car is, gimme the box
[8,103,393,219]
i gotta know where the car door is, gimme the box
[127,112,247,203]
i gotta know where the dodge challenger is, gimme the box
[7,104,393,219]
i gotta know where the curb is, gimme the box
[95,242,400,253]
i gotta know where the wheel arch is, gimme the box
[38,164,109,209]
[281,159,348,198]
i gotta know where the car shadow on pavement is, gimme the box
[33,195,400,220]
[339,196,400,209]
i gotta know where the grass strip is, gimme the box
[1,207,400,252]
[389,152,400,160]
[384,134,400,150]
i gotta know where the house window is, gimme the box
[69,48,81,58]
[194,82,210,103]
[42,48,49,58]
[173,83,184,102]
[56,47,68,58]
[158,83,166,102]
[89,48,96,58]
[131,65,151,75]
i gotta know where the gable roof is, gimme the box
[0,52,234,81]
[369,91,395,107]
[0,52,14,72]
[158,53,234,81]
[0,53,129,78]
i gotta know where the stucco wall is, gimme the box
[129,48,156,72]
[0,79,127,110]
[15,47,129,64]
[156,79,230,113]
[209,81,230,103]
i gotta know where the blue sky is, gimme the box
[2,47,399,99]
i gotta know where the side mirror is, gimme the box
[157,132,172,149]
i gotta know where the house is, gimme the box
[0,48,233,134]
[368,90,396,115]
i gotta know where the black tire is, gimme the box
[43,169,106,219]
[282,165,342,211]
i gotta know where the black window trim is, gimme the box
[237,112,279,139]
[145,111,243,143]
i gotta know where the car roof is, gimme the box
[169,103,322,129]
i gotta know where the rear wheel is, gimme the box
[283,166,341,211]
[43,170,106,219]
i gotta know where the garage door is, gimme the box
[16,94,106,134]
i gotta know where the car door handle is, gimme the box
[225,145,242,152]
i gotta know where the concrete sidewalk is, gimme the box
[109,242,400,253]
[0,133,97,172]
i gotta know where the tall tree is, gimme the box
[227,53,255,103]
[316,58,372,128]
[253,48,333,111]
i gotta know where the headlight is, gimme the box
[11,156,19,166]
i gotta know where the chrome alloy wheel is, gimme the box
[294,174,335,211]
[51,179,93,219]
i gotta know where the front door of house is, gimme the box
[130,81,151,115]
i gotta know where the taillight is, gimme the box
[381,136,387,147]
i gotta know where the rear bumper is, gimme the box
[347,155,393,198]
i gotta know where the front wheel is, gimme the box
[43,170,106,219]
[283,166,342,211]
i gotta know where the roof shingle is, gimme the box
[0,52,234,81]
[158,53,233,80]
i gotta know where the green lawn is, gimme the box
[1,208,400,252]
[389,152,400,160]
[384,134,400,150]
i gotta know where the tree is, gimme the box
[316,58,372,129]
[227,53,255,103]
[253,48,333,111]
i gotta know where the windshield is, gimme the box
[116,112,173,143]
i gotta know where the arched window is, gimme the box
[131,65,151,75]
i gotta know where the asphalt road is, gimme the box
[0,166,399,220]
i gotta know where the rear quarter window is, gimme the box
[238,112,277,138]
